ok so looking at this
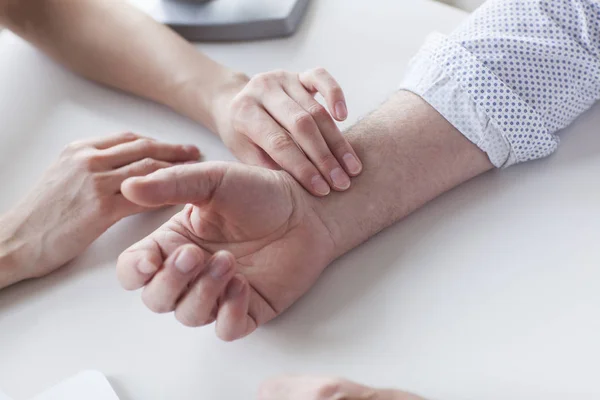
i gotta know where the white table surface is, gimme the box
[1,1,600,399]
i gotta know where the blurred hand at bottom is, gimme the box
[258,376,426,400]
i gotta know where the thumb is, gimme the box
[121,161,229,207]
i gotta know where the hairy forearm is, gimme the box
[0,0,245,132]
[321,91,493,258]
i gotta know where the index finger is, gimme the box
[299,68,348,121]
[242,110,332,197]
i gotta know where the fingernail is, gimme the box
[226,277,245,298]
[330,167,351,190]
[343,153,362,175]
[335,101,348,120]
[184,145,201,159]
[311,175,331,196]
[175,248,197,273]
[209,252,232,279]
[137,259,158,275]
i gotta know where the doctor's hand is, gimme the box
[0,133,200,289]
[212,68,362,197]
[258,376,426,400]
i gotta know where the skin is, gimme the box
[114,91,493,396]
[0,0,362,196]
[116,91,494,341]
[258,376,426,400]
[0,0,363,289]
[0,1,489,396]
[0,133,201,289]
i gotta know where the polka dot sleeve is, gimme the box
[401,0,600,167]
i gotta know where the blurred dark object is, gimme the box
[151,0,311,41]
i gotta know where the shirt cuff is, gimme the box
[400,33,559,168]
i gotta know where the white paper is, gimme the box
[30,371,119,400]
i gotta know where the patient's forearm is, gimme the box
[0,0,245,132]
[321,91,493,258]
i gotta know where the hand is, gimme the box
[0,133,200,288]
[116,161,336,341]
[258,376,425,400]
[213,68,362,197]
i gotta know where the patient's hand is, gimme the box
[0,133,200,289]
[258,376,426,400]
[116,161,336,341]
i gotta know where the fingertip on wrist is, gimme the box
[311,174,331,196]
[342,153,362,176]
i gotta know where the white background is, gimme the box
[1,1,600,399]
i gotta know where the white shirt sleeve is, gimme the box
[401,0,600,168]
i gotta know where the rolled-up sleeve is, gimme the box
[401,0,600,167]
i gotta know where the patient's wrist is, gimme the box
[315,91,493,261]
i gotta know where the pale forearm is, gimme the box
[322,91,493,258]
[0,0,244,132]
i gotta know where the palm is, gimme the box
[119,163,335,339]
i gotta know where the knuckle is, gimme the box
[230,99,260,136]
[266,133,293,153]
[135,138,154,152]
[138,157,159,169]
[292,112,315,131]
[308,103,329,120]
[269,69,287,80]
[230,95,257,127]
[250,72,274,90]
[317,153,337,167]
[90,172,111,193]
[117,131,139,141]
[75,151,104,171]
[230,94,254,113]
[250,70,287,90]
[62,141,85,155]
